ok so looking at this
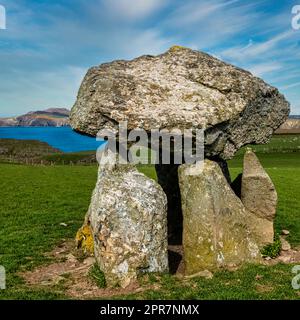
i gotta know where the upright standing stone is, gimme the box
[241,150,277,246]
[87,159,168,288]
[179,160,260,275]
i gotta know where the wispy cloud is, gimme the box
[220,31,294,61]
[103,0,169,20]
[217,27,300,114]
[0,66,86,115]
[163,0,265,48]
[281,82,300,90]
[0,0,299,115]
[166,0,239,26]
[0,0,173,114]
[249,62,283,77]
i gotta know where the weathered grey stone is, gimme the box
[87,156,168,288]
[247,217,274,249]
[155,159,230,245]
[241,150,277,246]
[70,46,289,160]
[178,160,260,275]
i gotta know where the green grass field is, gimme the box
[0,135,300,300]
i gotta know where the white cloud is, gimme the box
[268,69,300,84]
[249,62,283,77]
[0,66,86,115]
[1,0,300,115]
[103,0,168,20]
[163,0,264,48]
[166,0,239,26]
[0,0,174,115]
[220,31,294,61]
[115,28,172,57]
[281,82,300,90]
[241,31,293,56]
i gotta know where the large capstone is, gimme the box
[70,46,289,159]
[178,160,261,275]
[241,150,278,246]
[87,159,168,288]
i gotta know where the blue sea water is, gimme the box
[0,127,105,152]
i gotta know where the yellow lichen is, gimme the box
[169,45,187,52]
[75,224,94,255]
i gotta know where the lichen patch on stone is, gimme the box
[76,224,94,255]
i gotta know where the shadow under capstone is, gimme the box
[155,163,183,246]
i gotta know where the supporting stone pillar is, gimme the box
[178,160,261,275]
[241,150,277,247]
[85,160,169,288]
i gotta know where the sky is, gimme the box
[0,0,299,116]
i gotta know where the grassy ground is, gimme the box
[0,165,97,299]
[41,150,96,165]
[235,134,300,154]
[0,135,300,300]
[118,263,300,300]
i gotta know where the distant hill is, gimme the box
[276,116,300,134]
[0,108,70,127]
[1,108,299,133]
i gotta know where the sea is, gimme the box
[0,127,105,152]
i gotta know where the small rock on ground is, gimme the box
[280,236,291,251]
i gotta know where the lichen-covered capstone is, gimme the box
[87,159,168,288]
[179,160,261,275]
[241,149,278,246]
[70,46,290,159]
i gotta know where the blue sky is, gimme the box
[0,0,299,116]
